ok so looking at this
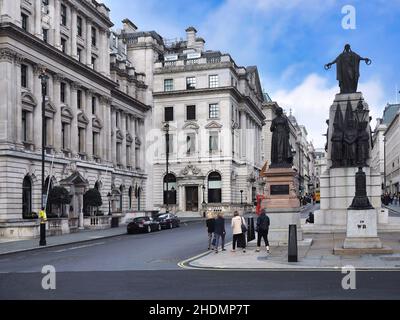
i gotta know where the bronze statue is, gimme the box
[270,107,293,168]
[343,100,358,167]
[330,105,344,168]
[357,122,370,167]
[325,44,371,94]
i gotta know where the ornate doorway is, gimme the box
[185,186,198,212]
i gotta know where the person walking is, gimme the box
[256,209,270,253]
[206,211,216,250]
[231,211,247,253]
[214,212,226,253]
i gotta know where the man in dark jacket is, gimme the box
[206,212,216,250]
[256,209,270,253]
[214,212,226,253]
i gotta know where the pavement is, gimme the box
[182,232,400,270]
[0,217,203,256]
[385,204,400,215]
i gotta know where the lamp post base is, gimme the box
[39,223,46,246]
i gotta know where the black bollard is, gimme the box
[39,223,47,246]
[247,217,255,242]
[288,224,298,262]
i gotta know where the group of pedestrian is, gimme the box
[206,209,271,254]
[382,192,400,206]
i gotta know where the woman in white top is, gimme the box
[231,211,246,252]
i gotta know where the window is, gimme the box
[128,186,133,209]
[61,123,66,149]
[209,132,219,152]
[186,77,196,90]
[163,174,177,205]
[93,132,99,157]
[119,185,123,211]
[208,172,222,203]
[209,103,219,119]
[61,4,67,26]
[21,14,28,31]
[77,16,82,37]
[22,176,32,219]
[77,90,82,109]
[77,48,82,62]
[60,82,66,103]
[126,145,131,166]
[91,56,96,69]
[91,27,97,46]
[186,133,195,154]
[61,38,67,53]
[78,128,85,153]
[186,105,196,121]
[21,65,28,88]
[22,111,27,141]
[116,111,119,127]
[209,75,219,88]
[43,28,48,43]
[164,107,174,122]
[116,142,122,164]
[164,79,173,92]
[92,97,96,114]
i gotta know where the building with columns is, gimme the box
[0,0,150,238]
[120,25,266,215]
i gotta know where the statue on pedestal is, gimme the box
[331,105,344,168]
[325,44,371,94]
[270,107,293,168]
[343,100,358,167]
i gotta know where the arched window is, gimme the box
[94,181,100,190]
[22,176,32,219]
[208,172,222,203]
[119,185,123,212]
[128,186,133,209]
[163,173,176,205]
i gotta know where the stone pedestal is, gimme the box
[315,92,382,227]
[262,167,304,245]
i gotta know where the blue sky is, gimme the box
[103,0,400,148]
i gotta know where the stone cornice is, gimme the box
[111,89,151,113]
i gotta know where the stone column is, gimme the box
[34,0,42,38]
[105,30,111,77]
[131,116,136,169]
[86,90,94,160]
[53,74,63,153]
[70,82,79,156]
[71,6,77,59]
[111,108,116,165]
[54,0,61,49]
[14,54,24,146]
[32,64,44,150]
[86,19,92,66]
[121,112,127,168]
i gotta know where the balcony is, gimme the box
[155,55,231,71]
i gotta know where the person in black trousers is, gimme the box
[214,212,226,253]
[256,209,270,253]
[206,212,216,250]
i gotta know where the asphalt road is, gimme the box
[1,220,399,300]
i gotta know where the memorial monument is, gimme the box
[262,107,304,245]
[315,44,390,253]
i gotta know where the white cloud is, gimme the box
[271,74,385,148]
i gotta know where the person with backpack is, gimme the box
[206,211,216,250]
[231,211,247,253]
[256,209,270,253]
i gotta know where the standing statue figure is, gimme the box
[325,44,371,94]
[270,107,293,168]
[343,100,358,167]
[330,105,344,168]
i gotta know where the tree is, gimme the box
[83,188,103,216]
[47,186,72,218]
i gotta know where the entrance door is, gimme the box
[186,186,199,212]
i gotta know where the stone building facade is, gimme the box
[120,26,266,215]
[384,109,400,194]
[0,0,150,238]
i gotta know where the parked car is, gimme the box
[154,213,180,229]
[127,216,161,234]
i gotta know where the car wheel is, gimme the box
[147,225,151,233]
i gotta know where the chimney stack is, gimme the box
[122,18,138,33]
[186,26,197,49]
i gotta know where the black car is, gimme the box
[127,216,161,234]
[154,213,180,229]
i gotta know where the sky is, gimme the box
[103,0,400,148]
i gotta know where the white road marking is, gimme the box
[52,242,105,253]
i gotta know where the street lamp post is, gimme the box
[107,192,112,216]
[240,190,243,205]
[202,184,206,218]
[165,123,170,214]
[39,68,48,246]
